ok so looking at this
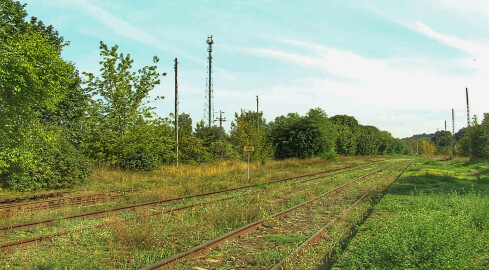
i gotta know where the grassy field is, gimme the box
[0,156,391,269]
[326,158,489,269]
[6,156,482,269]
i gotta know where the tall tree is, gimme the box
[83,41,163,164]
[230,110,274,162]
[330,115,359,156]
[0,0,91,190]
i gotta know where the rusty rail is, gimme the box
[0,188,138,217]
[269,162,412,270]
[0,191,75,204]
[0,196,234,253]
[0,162,378,233]
[141,169,384,270]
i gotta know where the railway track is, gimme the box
[142,166,393,270]
[0,188,138,217]
[270,162,411,270]
[0,161,378,233]
[0,191,75,204]
[0,161,383,252]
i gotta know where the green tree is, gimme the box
[83,41,163,165]
[0,0,75,154]
[431,130,454,155]
[0,1,91,189]
[178,113,193,138]
[269,108,336,159]
[330,115,359,156]
[230,110,274,162]
[356,125,380,156]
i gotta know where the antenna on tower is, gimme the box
[205,35,214,127]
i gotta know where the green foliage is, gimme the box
[115,119,174,170]
[83,41,165,166]
[0,0,91,190]
[178,113,192,137]
[457,114,489,159]
[179,136,210,164]
[269,108,336,159]
[330,115,359,157]
[431,130,454,155]
[230,110,274,162]
[337,160,489,269]
[0,0,74,147]
[4,124,91,191]
[356,125,380,156]
[194,120,226,147]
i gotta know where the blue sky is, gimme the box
[23,0,489,138]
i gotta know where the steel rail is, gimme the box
[141,169,384,270]
[0,196,234,252]
[0,191,73,204]
[0,162,378,233]
[269,162,412,270]
[0,188,138,217]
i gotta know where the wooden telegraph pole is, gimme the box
[452,108,455,157]
[466,88,472,160]
[175,58,179,168]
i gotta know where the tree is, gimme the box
[230,110,274,162]
[178,113,192,138]
[431,130,454,155]
[83,41,163,164]
[0,0,91,190]
[330,115,359,156]
[0,0,75,151]
[194,120,226,147]
[269,108,336,159]
[356,125,380,156]
[419,140,436,156]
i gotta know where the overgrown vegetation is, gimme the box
[331,158,489,269]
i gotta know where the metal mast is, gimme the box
[206,35,214,127]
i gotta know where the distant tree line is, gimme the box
[402,114,489,159]
[0,1,414,191]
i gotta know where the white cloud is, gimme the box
[411,22,488,58]
[66,0,205,65]
[225,30,488,137]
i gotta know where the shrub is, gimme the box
[5,124,92,191]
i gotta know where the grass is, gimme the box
[327,157,489,270]
[0,158,391,269]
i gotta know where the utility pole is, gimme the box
[256,95,259,130]
[206,35,214,127]
[466,88,472,160]
[445,121,447,131]
[213,110,226,160]
[174,58,179,168]
[452,108,455,157]
[214,110,226,128]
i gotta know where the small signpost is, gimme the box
[244,146,255,181]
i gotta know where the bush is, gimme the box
[117,146,158,171]
[5,125,92,191]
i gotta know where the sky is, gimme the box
[22,0,489,138]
